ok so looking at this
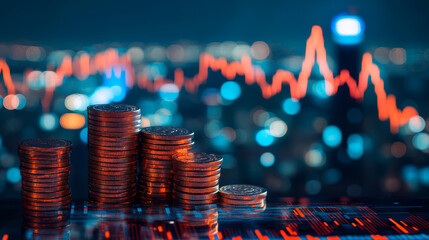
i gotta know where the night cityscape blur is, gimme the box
[1,0,429,201]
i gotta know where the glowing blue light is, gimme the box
[312,80,329,99]
[420,167,429,186]
[16,94,26,110]
[159,83,180,101]
[255,129,274,147]
[39,113,58,131]
[402,165,419,184]
[90,86,114,104]
[282,98,301,115]
[211,134,231,151]
[0,96,3,109]
[347,134,364,159]
[80,127,88,143]
[220,81,241,101]
[331,14,365,45]
[260,152,275,167]
[6,167,21,183]
[110,86,126,102]
[322,125,342,147]
[413,133,429,151]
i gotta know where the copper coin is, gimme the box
[88,140,138,148]
[89,195,134,204]
[89,183,135,190]
[173,152,222,169]
[87,104,140,117]
[139,153,172,160]
[140,167,172,174]
[20,166,71,175]
[89,173,137,181]
[20,162,70,169]
[175,180,219,188]
[88,134,138,142]
[173,168,221,177]
[18,151,70,159]
[21,184,69,193]
[220,201,266,208]
[141,171,172,178]
[174,191,218,201]
[141,138,193,145]
[89,154,137,163]
[22,189,70,199]
[19,138,72,151]
[219,184,267,201]
[88,129,139,138]
[138,175,171,183]
[89,189,133,198]
[141,126,194,140]
[88,178,135,187]
[89,160,137,168]
[174,174,220,183]
[89,167,136,174]
[174,185,219,194]
[88,124,141,133]
[22,180,68,188]
[138,181,171,188]
[219,197,266,206]
[89,148,138,156]
[139,161,172,169]
[140,148,189,155]
[87,118,141,127]
[88,114,141,122]
[141,143,194,151]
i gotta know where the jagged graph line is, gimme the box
[0,26,419,133]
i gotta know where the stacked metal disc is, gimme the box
[219,184,267,211]
[172,152,222,208]
[138,126,194,204]
[87,104,141,207]
[18,138,72,230]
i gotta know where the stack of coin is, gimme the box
[87,104,141,207]
[219,184,267,211]
[18,138,72,229]
[172,152,222,208]
[138,126,194,204]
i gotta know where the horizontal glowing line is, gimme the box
[0,26,419,134]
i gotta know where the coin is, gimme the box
[87,104,140,117]
[173,152,223,169]
[219,184,267,201]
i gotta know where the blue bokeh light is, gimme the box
[80,127,88,143]
[220,81,241,101]
[256,129,274,146]
[347,134,364,159]
[282,98,301,115]
[322,125,342,147]
[6,167,21,183]
[159,83,180,101]
[331,14,365,45]
[260,152,275,167]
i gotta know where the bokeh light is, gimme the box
[159,84,180,101]
[322,125,342,147]
[65,94,89,111]
[60,113,86,129]
[412,133,429,151]
[39,113,59,131]
[6,167,21,183]
[255,129,274,147]
[260,152,275,167]
[408,116,425,133]
[347,134,364,159]
[282,98,301,115]
[220,81,241,101]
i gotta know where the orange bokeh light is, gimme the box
[60,113,85,129]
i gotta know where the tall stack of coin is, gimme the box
[172,152,222,208]
[87,104,141,206]
[219,184,267,211]
[138,126,194,204]
[18,138,72,229]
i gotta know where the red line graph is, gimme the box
[0,26,419,133]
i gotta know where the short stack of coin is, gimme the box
[138,126,194,204]
[172,152,222,208]
[87,104,141,207]
[18,138,72,229]
[219,184,267,211]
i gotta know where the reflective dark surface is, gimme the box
[1,198,429,239]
